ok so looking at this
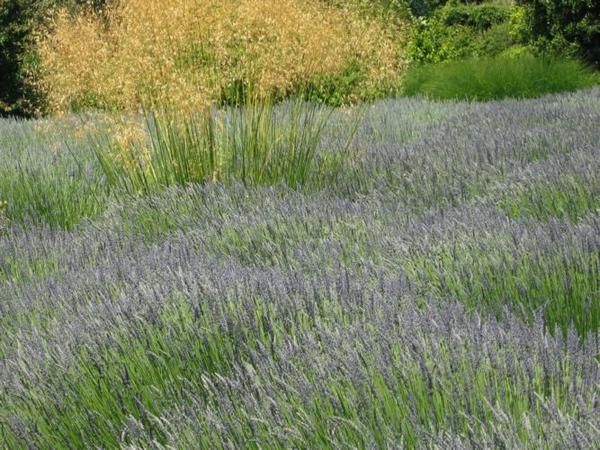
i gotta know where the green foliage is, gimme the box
[406,239,600,338]
[475,22,514,56]
[0,199,7,233]
[498,44,530,58]
[441,2,509,31]
[497,176,600,224]
[407,2,513,63]
[301,62,378,107]
[407,17,476,63]
[218,63,398,108]
[507,3,528,44]
[1,161,106,229]
[517,0,600,67]
[403,54,599,101]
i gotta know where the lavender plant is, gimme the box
[0,117,108,229]
[0,88,599,449]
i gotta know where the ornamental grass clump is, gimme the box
[223,98,334,188]
[403,54,598,101]
[94,109,221,195]
[94,97,357,194]
[35,0,407,113]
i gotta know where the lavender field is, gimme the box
[1,89,599,448]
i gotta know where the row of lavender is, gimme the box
[1,89,599,448]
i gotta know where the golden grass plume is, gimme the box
[36,0,408,113]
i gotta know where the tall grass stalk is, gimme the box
[225,97,332,187]
[95,97,339,194]
[95,108,221,194]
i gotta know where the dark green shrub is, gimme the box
[403,54,599,101]
[407,2,512,64]
[407,17,476,63]
[442,2,509,31]
[475,22,514,57]
[517,0,600,67]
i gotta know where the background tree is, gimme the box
[517,0,599,67]
[0,0,38,116]
[0,0,105,117]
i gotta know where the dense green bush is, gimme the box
[475,22,514,56]
[408,17,475,63]
[406,1,599,68]
[404,54,599,101]
[442,2,509,30]
[517,0,599,67]
[407,2,513,63]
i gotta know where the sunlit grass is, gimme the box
[404,55,599,101]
